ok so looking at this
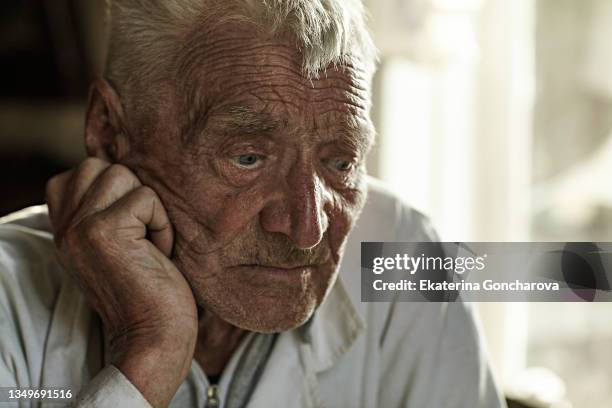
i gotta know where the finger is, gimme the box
[45,169,74,230]
[46,158,112,234]
[74,163,142,223]
[101,186,173,257]
[67,157,112,210]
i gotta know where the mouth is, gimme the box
[227,264,317,286]
[237,263,317,272]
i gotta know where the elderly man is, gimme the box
[0,0,504,407]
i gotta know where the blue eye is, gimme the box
[332,160,353,172]
[233,154,262,167]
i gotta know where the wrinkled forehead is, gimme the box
[174,22,373,137]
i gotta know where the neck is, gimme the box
[194,308,247,376]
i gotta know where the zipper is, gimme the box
[205,384,221,408]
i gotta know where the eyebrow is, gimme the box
[336,117,376,156]
[194,103,375,153]
[214,105,283,136]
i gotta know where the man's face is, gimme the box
[125,25,373,332]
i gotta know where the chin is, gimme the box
[191,263,339,333]
[196,283,319,333]
[224,294,318,333]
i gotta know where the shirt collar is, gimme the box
[298,275,365,373]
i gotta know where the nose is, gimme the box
[260,162,329,249]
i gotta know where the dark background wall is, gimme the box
[0,0,105,216]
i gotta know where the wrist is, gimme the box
[109,327,197,407]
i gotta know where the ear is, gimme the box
[85,79,130,161]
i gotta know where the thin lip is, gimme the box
[234,264,317,271]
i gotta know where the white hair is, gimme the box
[105,0,377,107]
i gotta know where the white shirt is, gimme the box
[0,178,505,407]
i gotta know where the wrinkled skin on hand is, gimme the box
[46,159,198,407]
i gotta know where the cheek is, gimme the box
[166,179,272,252]
[138,155,267,243]
[326,188,367,260]
[327,211,354,255]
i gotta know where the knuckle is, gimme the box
[57,214,112,260]
[107,163,132,179]
[136,185,157,200]
[44,177,58,202]
[77,157,106,174]
[45,173,69,222]
[105,164,141,189]
[134,186,161,208]
[45,172,67,197]
[80,215,109,248]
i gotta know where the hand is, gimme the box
[46,157,198,407]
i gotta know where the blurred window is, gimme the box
[528,1,612,407]
[370,0,612,406]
